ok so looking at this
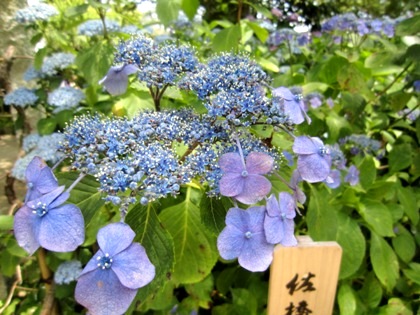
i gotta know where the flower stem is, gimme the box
[66,173,86,193]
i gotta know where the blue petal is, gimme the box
[99,64,139,96]
[112,243,155,289]
[97,223,135,256]
[75,268,137,315]
[245,152,274,175]
[217,225,244,260]
[26,186,65,210]
[25,157,58,201]
[297,154,331,183]
[38,204,85,252]
[238,232,273,272]
[280,219,297,246]
[235,175,271,205]
[292,136,318,155]
[284,99,305,124]
[79,249,104,277]
[13,205,41,255]
[279,192,296,219]
[272,87,294,101]
[219,173,245,197]
[266,194,280,217]
[264,215,284,244]
[218,152,244,173]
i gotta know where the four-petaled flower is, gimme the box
[75,222,155,315]
[219,151,274,204]
[345,165,359,186]
[272,87,311,124]
[25,156,58,202]
[264,193,297,246]
[99,64,139,96]
[292,136,331,183]
[14,186,85,255]
[217,206,274,272]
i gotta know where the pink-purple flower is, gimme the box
[75,222,155,315]
[219,151,274,204]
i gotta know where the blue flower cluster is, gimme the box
[47,86,85,113]
[15,3,58,24]
[304,92,323,109]
[78,19,121,36]
[24,66,43,81]
[54,260,83,285]
[321,13,396,38]
[41,53,75,76]
[398,108,420,122]
[340,134,382,156]
[4,87,38,108]
[12,133,65,181]
[267,28,311,48]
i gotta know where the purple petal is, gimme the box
[218,152,244,173]
[284,100,305,124]
[219,173,245,197]
[325,169,341,189]
[234,175,271,205]
[13,205,41,255]
[112,243,155,289]
[217,225,245,260]
[297,154,331,183]
[266,194,280,217]
[99,64,139,96]
[25,156,46,183]
[292,136,319,155]
[49,191,70,209]
[79,249,104,276]
[245,152,274,175]
[75,268,137,315]
[279,192,296,219]
[38,204,85,252]
[26,186,65,210]
[272,87,294,100]
[345,165,359,186]
[238,232,274,272]
[25,157,58,201]
[34,167,59,194]
[264,215,284,244]
[280,219,297,246]
[224,207,248,230]
[97,223,135,256]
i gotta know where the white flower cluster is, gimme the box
[15,3,58,24]
[4,88,38,108]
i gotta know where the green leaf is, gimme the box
[388,143,412,173]
[336,213,366,279]
[357,198,394,237]
[402,263,420,285]
[364,52,393,69]
[125,203,175,304]
[114,91,154,118]
[377,298,413,315]
[359,272,383,309]
[396,14,420,36]
[338,284,358,315]
[185,275,214,309]
[301,82,329,94]
[0,215,13,230]
[156,0,181,26]
[326,112,351,142]
[181,0,199,20]
[256,57,279,73]
[370,232,399,291]
[56,172,105,225]
[200,195,229,235]
[159,187,218,284]
[359,156,377,190]
[318,56,349,85]
[75,41,114,85]
[37,117,57,135]
[392,225,416,263]
[65,4,89,17]
[231,288,258,315]
[245,21,269,43]
[212,24,241,52]
[397,186,419,225]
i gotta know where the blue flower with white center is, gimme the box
[264,192,297,246]
[78,19,121,36]
[41,53,75,76]
[217,206,274,272]
[54,260,83,285]
[75,223,155,315]
[292,136,332,183]
[15,3,58,24]
[272,86,310,125]
[47,87,85,113]
[4,88,38,108]
[345,165,359,186]
[14,185,84,255]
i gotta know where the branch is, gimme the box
[0,265,22,313]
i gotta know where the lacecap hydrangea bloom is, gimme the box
[15,3,58,24]
[14,157,85,255]
[75,222,155,315]
[54,260,83,285]
[78,19,121,36]
[47,86,85,112]
[41,52,75,76]
[4,87,38,108]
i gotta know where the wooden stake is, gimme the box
[267,236,342,315]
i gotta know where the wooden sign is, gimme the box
[267,236,342,315]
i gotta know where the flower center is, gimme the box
[27,182,34,189]
[318,146,328,156]
[245,231,253,239]
[97,253,113,270]
[31,202,48,217]
[294,94,303,102]
[241,170,248,177]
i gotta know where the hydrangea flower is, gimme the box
[24,156,58,202]
[99,64,139,95]
[78,19,120,36]
[219,151,274,204]
[75,223,155,315]
[217,206,274,272]
[344,165,359,186]
[47,86,85,112]
[4,88,38,108]
[55,260,83,285]
[14,186,85,255]
[41,53,75,76]
[264,193,297,246]
[15,3,58,24]
[292,136,331,183]
[324,169,341,189]
[272,87,311,124]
